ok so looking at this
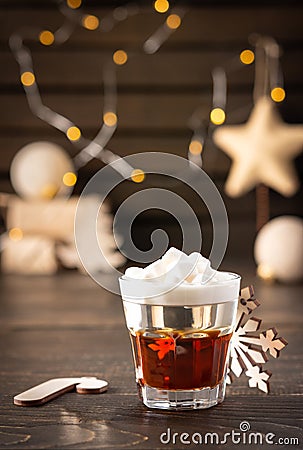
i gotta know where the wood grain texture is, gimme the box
[0,261,302,449]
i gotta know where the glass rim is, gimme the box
[119,271,241,286]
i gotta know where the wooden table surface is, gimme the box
[0,263,302,449]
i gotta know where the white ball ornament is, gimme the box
[10,141,76,199]
[254,216,303,283]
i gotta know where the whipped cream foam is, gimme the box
[119,248,241,305]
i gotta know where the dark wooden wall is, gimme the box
[0,0,302,256]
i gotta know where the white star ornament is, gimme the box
[213,96,303,197]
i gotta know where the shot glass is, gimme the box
[119,273,240,410]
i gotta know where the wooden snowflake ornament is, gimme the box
[227,285,287,393]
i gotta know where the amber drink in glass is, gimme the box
[119,272,240,410]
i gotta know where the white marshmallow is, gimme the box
[124,248,228,285]
[197,257,210,273]
[213,271,232,281]
[185,268,199,282]
[161,247,183,267]
[144,260,165,279]
[195,274,207,284]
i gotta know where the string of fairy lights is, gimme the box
[4,0,289,260]
[9,0,187,187]
[187,35,286,168]
[9,0,287,190]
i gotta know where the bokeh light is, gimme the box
[131,169,145,183]
[103,112,117,127]
[210,108,226,125]
[63,172,77,187]
[39,30,55,46]
[41,184,58,199]
[67,0,82,9]
[257,263,275,282]
[166,14,181,29]
[271,87,286,102]
[113,50,128,65]
[189,140,203,155]
[240,49,255,65]
[9,227,23,242]
[154,0,169,13]
[82,15,99,30]
[20,72,35,87]
[66,126,81,141]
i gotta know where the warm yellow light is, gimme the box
[166,14,181,29]
[63,172,77,187]
[41,184,58,199]
[20,71,35,87]
[113,50,128,65]
[189,140,203,155]
[66,126,81,141]
[82,15,99,30]
[9,227,23,242]
[131,169,145,183]
[240,49,255,65]
[67,0,82,9]
[210,108,226,125]
[103,112,117,127]
[271,87,286,103]
[39,30,55,46]
[257,263,275,282]
[154,0,169,13]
